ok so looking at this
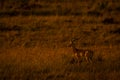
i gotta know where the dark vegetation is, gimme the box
[0,0,119,17]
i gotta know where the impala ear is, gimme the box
[71,38,79,42]
[71,38,75,42]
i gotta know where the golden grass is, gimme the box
[0,15,120,79]
[0,45,120,80]
[0,0,120,79]
[0,15,120,78]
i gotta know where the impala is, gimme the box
[69,39,94,64]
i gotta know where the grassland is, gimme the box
[0,0,120,80]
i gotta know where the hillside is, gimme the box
[0,0,120,80]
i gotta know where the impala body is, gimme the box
[69,39,94,64]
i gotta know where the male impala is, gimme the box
[69,39,94,64]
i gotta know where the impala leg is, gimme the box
[78,58,82,65]
[74,57,78,64]
[85,56,89,63]
[71,54,78,64]
[89,58,92,63]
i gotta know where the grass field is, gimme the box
[0,0,120,80]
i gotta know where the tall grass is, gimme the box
[0,0,120,80]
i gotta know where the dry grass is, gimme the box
[0,46,120,80]
[0,0,120,80]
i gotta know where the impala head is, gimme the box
[68,39,76,47]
